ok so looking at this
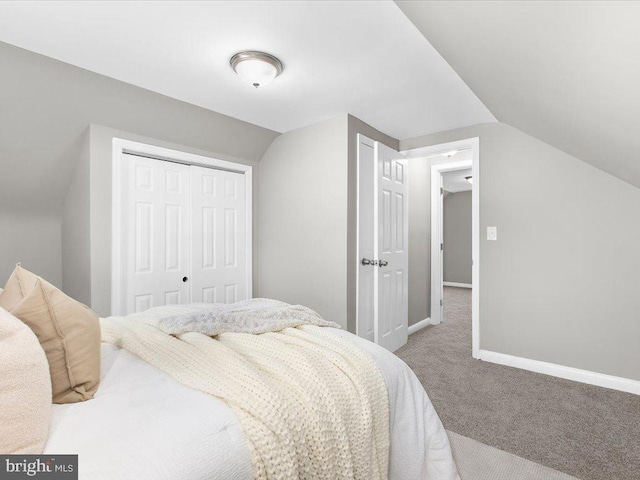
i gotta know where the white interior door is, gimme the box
[376,142,409,352]
[430,167,446,325]
[356,135,376,342]
[357,136,409,352]
[190,165,247,304]
[121,154,191,313]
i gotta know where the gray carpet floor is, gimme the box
[448,431,578,480]
[396,287,640,480]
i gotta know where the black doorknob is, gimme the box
[182,276,189,283]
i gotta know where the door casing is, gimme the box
[402,137,480,358]
[430,159,472,326]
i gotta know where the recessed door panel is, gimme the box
[225,178,237,198]
[382,158,392,180]
[165,205,182,272]
[135,165,153,190]
[395,192,404,253]
[394,270,404,330]
[225,284,238,304]
[382,190,392,254]
[202,174,216,196]
[165,290,181,305]
[381,272,392,337]
[202,287,217,303]
[395,162,404,184]
[135,294,152,313]
[202,207,216,269]
[165,170,182,194]
[135,203,153,273]
[224,208,238,267]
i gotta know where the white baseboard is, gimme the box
[443,282,472,289]
[478,349,640,396]
[408,318,432,335]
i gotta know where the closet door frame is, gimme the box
[111,138,253,316]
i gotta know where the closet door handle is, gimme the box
[378,260,388,267]
[361,258,378,266]
[182,276,189,283]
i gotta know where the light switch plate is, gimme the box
[487,226,497,241]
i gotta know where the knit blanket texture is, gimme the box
[101,299,390,480]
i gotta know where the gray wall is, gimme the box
[346,115,399,332]
[407,158,431,326]
[0,41,278,302]
[401,122,640,382]
[258,116,349,328]
[444,191,472,284]
[0,212,62,287]
[61,131,91,303]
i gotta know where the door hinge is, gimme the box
[440,243,443,251]
[440,187,444,195]
[440,299,443,306]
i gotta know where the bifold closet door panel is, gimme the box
[122,154,191,313]
[190,165,247,304]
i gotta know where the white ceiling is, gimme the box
[397,1,640,188]
[0,1,495,141]
[442,168,473,193]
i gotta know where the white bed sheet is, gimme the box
[45,329,459,480]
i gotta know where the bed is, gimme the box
[1,266,458,479]
[43,303,459,480]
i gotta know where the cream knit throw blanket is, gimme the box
[101,300,390,480]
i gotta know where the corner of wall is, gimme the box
[61,128,91,304]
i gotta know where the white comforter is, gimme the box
[45,329,459,480]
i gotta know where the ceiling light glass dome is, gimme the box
[230,51,283,89]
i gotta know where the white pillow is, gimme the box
[0,306,51,453]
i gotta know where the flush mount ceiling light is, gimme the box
[465,175,473,184]
[230,51,283,89]
[441,150,459,157]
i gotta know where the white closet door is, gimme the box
[121,154,191,314]
[190,165,247,304]
[376,143,409,352]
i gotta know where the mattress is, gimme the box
[45,329,459,480]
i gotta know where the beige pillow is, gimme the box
[0,306,51,453]
[0,264,38,311]
[1,266,101,404]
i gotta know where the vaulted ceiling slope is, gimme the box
[396,1,640,188]
[0,1,494,141]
